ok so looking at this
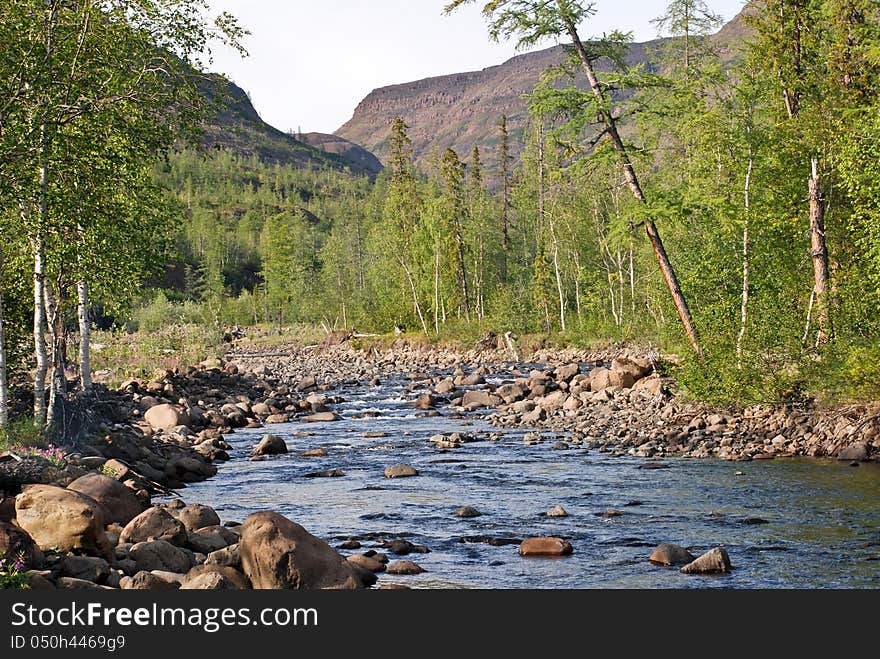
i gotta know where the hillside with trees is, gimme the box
[2,0,880,438]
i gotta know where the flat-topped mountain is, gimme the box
[336,5,752,172]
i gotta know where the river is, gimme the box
[174,367,880,589]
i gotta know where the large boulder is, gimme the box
[518,537,573,557]
[680,547,732,574]
[239,511,375,589]
[837,443,868,461]
[67,473,145,526]
[59,556,111,583]
[648,543,696,566]
[144,404,191,431]
[181,565,249,590]
[610,358,649,389]
[129,540,194,573]
[460,390,502,409]
[589,367,613,392]
[14,485,111,558]
[555,363,581,383]
[170,503,221,532]
[384,464,419,479]
[120,507,187,546]
[0,520,43,569]
[252,434,288,457]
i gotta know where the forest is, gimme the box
[2,0,880,437]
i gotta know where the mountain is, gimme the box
[198,76,383,178]
[335,5,753,172]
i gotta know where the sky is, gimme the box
[204,0,749,135]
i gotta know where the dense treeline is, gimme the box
[146,0,880,403]
[2,0,880,436]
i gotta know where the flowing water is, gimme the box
[175,368,880,589]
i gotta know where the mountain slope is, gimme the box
[199,76,383,178]
[336,6,753,172]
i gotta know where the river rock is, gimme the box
[264,414,289,424]
[121,571,180,590]
[120,506,188,546]
[837,443,868,461]
[205,543,241,568]
[144,404,191,431]
[461,390,501,408]
[302,412,341,423]
[519,537,573,557]
[252,434,288,456]
[555,363,580,383]
[648,543,696,566]
[347,554,386,572]
[435,378,456,394]
[14,485,112,558]
[239,511,375,589]
[129,540,194,573]
[0,520,43,569]
[589,367,613,392]
[300,448,328,457]
[384,464,419,478]
[304,469,345,478]
[182,565,249,590]
[67,473,145,526]
[55,577,114,590]
[386,560,425,575]
[171,503,221,532]
[454,506,481,518]
[415,394,438,409]
[187,530,228,554]
[59,556,110,583]
[680,547,732,574]
[546,505,569,518]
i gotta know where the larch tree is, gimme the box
[445,0,703,355]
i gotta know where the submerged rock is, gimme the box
[519,537,573,557]
[648,543,696,566]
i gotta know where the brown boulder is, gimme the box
[14,485,111,558]
[59,556,110,583]
[386,560,425,575]
[555,363,580,383]
[302,412,341,423]
[384,464,419,479]
[170,503,221,532]
[0,520,43,569]
[239,511,375,589]
[120,507,187,546]
[346,554,386,572]
[589,367,612,392]
[680,547,732,574]
[129,540,194,573]
[837,443,868,461]
[648,543,696,566]
[67,473,145,526]
[120,571,180,590]
[518,537,573,557]
[460,390,502,408]
[144,404,191,431]
[182,565,249,590]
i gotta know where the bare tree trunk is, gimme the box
[399,257,429,336]
[0,249,8,429]
[45,279,66,430]
[77,279,92,392]
[549,215,566,331]
[629,248,636,316]
[559,6,702,356]
[31,221,49,427]
[737,154,753,365]
[808,158,831,346]
[434,246,440,335]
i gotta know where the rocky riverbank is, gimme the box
[1,337,876,590]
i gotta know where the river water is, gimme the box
[176,368,880,589]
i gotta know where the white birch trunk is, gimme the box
[77,280,92,392]
[737,154,753,365]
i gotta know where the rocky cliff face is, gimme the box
[335,6,752,173]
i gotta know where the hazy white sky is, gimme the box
[204,0,748,135]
